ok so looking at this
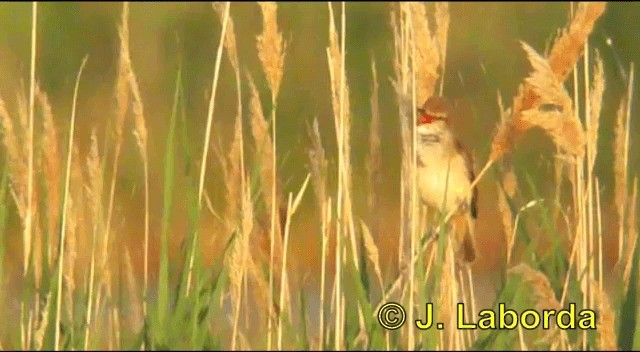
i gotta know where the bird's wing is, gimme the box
[454,139,478,219]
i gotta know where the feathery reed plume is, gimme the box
[214,2,245,202]
[64,146,83,323]
[327,3,351,136]
[614,64,634,262]
[97,5,131,332]
[213,2,239,74]
[587,50,604,174]
[326,2,359,348]
[255,4,286,345]
[390,4,411,269]
[360,221,383,291]
[213,2,246,220]
[36,86,61,261]
[247,74,279,226]
[509,263,561,311]
[306,117,329,349]
[407,2,440,103]
[588,279,617,350]
[32,85,58,296]
[213,0,246,233]
[614,96,627,261]
[117,3,151,320]
[221,73,249,348]
[475,4,606,193]
[123,248,143,333]
[83,128,103,349]
[2,93,33,352]
[222,105,243,231]
[435,2,449,95]
[484,42,585,197]
[308,118,328,211]
[327,0,358,267]
[228,186,254,350]
[0,98,28,226]
[519,42,584,156]
[104,1,131,278]
[508,264,562,347]
[16,86,29,132]
[623,178,638,291]
[547,2,607,82]
[366,59,382,240]
[247,75,286,294]
[257,1,286,100]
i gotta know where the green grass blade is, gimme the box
[157,57,183,333]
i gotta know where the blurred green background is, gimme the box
[0,2,637,280]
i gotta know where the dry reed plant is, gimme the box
[226,180,252,351]
[115,1,151,322]
[366,59,382,251]
[83,128,103,349]
[124,248,143,333]
[614,64,634,263]
[24,1,38,289]
[53,56,88,351]
[189,0,230,294]
[306,116,330,349]
[508,264,563,348]
[276,174,310,350]
[255,2,287,348]
[623,179,638,291]
[64,146,83,322]
[588,278,617,350]
[36,85,60,277]
[103,1,131,283]
[222,86,250,350]
[476,2,606,193]
[326,2,361,349]
[245,73,280,343]
[0,98,29,237]
[359,220,383,293]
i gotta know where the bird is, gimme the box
[415,96,478,264]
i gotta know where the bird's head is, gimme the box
[416,96,452,135]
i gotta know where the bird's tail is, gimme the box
[451,212,477,264]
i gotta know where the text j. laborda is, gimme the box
[377,302,597,331]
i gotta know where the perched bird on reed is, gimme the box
[415,96,478,263]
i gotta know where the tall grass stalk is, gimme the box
[54,56,88,351]
[188,0,230,294]
[21,3,38,349]
[255,2,287,348]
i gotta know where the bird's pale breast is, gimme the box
[417,144,471,214]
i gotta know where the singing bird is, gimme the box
[415,96,478,263]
